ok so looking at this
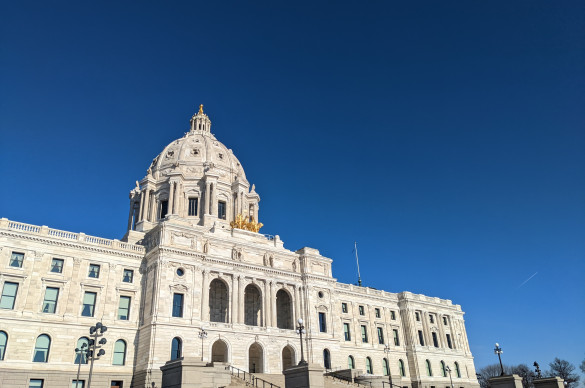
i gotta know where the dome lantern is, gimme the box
[190,104,211,132]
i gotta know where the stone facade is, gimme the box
[0,107,480,388]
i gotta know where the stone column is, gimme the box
[231,274,237,324]
[263,280,269,327]
[271,282,277,327]
[421,312,431,346]
[138,190,146,221]
[143,188,151,221]
[238,276,244,324]
[127,197,134,230]
[201,270,209,321]
[204,182,210,216]
[293,285,299,325]
[148,190,155,221]
[168,182,175,215]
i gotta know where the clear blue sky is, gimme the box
[1,0,584,375]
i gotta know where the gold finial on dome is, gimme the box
[199,104,204,114]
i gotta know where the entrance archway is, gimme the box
[282,345,295,371]
[211,340,228,363]
[248,342,264,373]
[276,289,293,329]
[209,279,229,323]
[244,284,262,326]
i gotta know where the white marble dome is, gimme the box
[147,106,248,185]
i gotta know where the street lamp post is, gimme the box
[74,343,88,388]
[494,343,504,376]
[87,322,108,388]
[383,344,394,388]
[446,366,454,388]
[295,318,307,366]
[198,327,207,362]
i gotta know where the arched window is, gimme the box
[366,357,373,374]
[75,337,89,364]
[323,349,331,369]
[0,331,7,360]
[348,355,355,369]
[171,337,182,360]
[209,279,229,323]
[244,284,262,326]
[455,362,461,378]
[383,358,389,376]
[426,359,432,376]
[399,359,406,377]
[441,360,447,377]
[276,289,293,329]
[33,334,51,362]
[113,340,126,365]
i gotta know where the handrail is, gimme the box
[226,365,281,388]
[325,373,371,388]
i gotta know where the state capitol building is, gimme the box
[0,107,479,388]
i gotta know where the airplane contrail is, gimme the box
[517,272,538,289]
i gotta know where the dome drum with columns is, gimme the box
[126,105,261,237]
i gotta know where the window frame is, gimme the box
[418,330,424,346]
[343,322,351,341]
[360,325,368,343]
[188,197,198,216]
[29,379,44,388]
[122,269,134,283]
[375,308,381,318]
[341,302,348,313]
[172,293,184,318]
[112,339,127,366]
[0,282,19,310]
[88,264,100,279]
[42,287,59,314]
[318,312,327,333]
[218,200,227,220]
[81,291,97,317]
[171,337,182,360]
[377,327,384,344]
[9,252,24,268]
[33,334,51,363]
[117,296,131,320]
[0,330,7,360]
[393,329,400,346]
[358,305,365,315]
[390,310,396,320]
[50,258,64,274]
[399,359,406,376]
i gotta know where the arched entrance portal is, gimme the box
[248,343,264,373]
[244,284,262,326]
[211,340,228,363]
[276,289,293,329]
[282,345,295,371]
[209,279,229,323]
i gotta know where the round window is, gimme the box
[176,268,185,277]
[318,291,324,298]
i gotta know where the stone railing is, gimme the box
[0,218,145,254]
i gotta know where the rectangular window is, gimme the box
[359,305,365,315]
[343,323,351,341]
[0,282,18,309]
[9,252,24,268]
[361,325,368,343]
[375,308,381,318]
[88,264,100,278]
[418,330,424,346]
[29,380,44,388]
[415,312,420,321]
[172,293,184,317]
[318,312,327,333]
[188,198,198,216]
[432,332,439,347]
[393,329,400,346]
[118,296,131,320]
[72,380,85,388]
[122,269,133,283]
[430,315,434,324]
[391,310,396,320]
[111,382,123,388]
[82,291,97,317]
[50,258,64,273]
[377,327,384,344]
[42,287,59,313]
[443,316,448,325]
[341,302,348,313]
[160,200,169,219]
[218,201,226,220]
[446,334,453,349]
